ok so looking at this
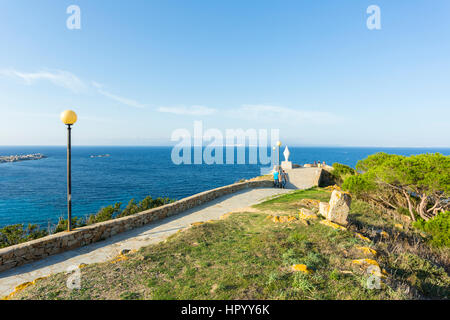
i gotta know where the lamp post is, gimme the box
[277,141,282,168]
[60,110,78,232]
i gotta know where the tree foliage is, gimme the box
[343,152,450,221]
[413,211,450,247]
[0,224,48,248]
[331,163,356,185]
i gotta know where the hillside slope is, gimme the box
[9,188,449,300]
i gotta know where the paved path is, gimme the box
[0,187,292,297]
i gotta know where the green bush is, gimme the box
[54,217,85,233]
[87,202,122,224]
[0,224,48,248]
[413,211,450,247]
[342,174,376,197]
[331,163,356,185]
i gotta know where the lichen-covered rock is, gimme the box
[355,246,377,256]
[291,264,313,274]
[297,199,321,209]
[319,219,347,231]
[327,190,351,225]
[319,202,330,218]
[355,232,371,243]
[318,190,351,225]
[298,208,318,220]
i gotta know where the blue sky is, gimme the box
[0,0,449,147]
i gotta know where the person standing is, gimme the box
[281,169,289,188]
[278,168,283,188]
[273,168,280,188]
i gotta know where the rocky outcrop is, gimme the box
[319,190,352,225]
[0,154,47,164]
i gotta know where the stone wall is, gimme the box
[0,179,273,273]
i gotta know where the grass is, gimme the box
[11,188,450,300]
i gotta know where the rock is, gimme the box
[298,199,320,209]
[299,219,310,226]
[319,202,329,218]
[319,219,347,231]
[319,190,351,225]
[355,246,377,256]
[298,208,318,220]
[355,232,371,243]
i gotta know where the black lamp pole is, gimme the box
[67,124,72,231]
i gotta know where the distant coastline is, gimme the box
[0,153,47,164]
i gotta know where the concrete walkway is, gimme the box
[0,187,292,297]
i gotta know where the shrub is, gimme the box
[331,163,356,185]
[87,202,123,224]
[54,217,85,233]
[0,224,48,248]
[413,211,449,247]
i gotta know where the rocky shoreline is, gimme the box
[0,153,47,164]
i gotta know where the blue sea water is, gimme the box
[0,146,448,228]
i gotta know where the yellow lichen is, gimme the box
[380,231,389,239]
[319,219,347,230]
[219,212,232,220]
[355,246,377,256]
[298,209,318,220]
[110,254,129,264]
[298,199,321,208]
[271,215,297,223]
[0,275,49,300]
[291,264,313,274]
[352,258,379,267]
[353,259,387,278]
[355,232,371,242]
[324,185,341,191]
[394,223,403,230]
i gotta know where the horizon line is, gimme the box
[1,145,450,149]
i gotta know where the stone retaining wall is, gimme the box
[0,180,273,273]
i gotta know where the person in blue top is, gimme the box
[273,168,280,188]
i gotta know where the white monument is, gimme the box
[281,146,293,170]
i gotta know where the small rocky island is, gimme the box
[90,154,111,158]
[0,153,47,164]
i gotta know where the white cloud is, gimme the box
[0,69,87,93]
[99,90,145,109]
[0,68,145,109]
[91,81,145,109]
[157,105,216,116]
[229,104,338,124]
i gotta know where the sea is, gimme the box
[0,146,448,228]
